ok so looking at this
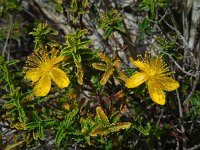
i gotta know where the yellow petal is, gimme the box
[26,68,42,82]
[130,57,149,72]
[51,56,65,65]
[125,72,148,88]
[34,73,51,96]
[148,80,165,105]
[158,77,179,91]
[50,67,70,88]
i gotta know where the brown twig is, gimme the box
[1,131,18,150]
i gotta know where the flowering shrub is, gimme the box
[1,0,200,149]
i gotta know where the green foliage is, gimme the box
[0,0,19,16]
[138,0,168,19]
[0,56,20,92]
[61,29,94,85]
[55,108,79,147]
[68,0,89,23]
[92,53,127,85]
[99,9,125,38]
[29,23,58,49]
[80,107,131,145]
[138,0,155,19]
[189,91,200,118]
[50,0,64,13]
[156,36,176,52]
[1,1,199,149]
[0,21,22,41]
[138,18,151,41]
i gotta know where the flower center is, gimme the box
[149,69,156,77]
[40,61,52,72]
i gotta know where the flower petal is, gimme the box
[34,73,51,96]
[125,72,148,88]
[26,68,42,82]
[148,80,165,105]
[50,68,70,88]
[130,57,149,72]
[51,56,65,65]
[158,77,179,91]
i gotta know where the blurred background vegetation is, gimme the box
[0,0,200,149]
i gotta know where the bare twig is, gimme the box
[175,88,187,150]
[2,15,13,56]
[1,131,18,150]
[160,51,195,77]
[188,144,200,150]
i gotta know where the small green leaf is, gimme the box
[17,105,27,124]
[55,3,63,13]
[2,100,16,109]
[32,111,41,123]
[82,0,88,8]
[26,122,39,129]
[55,129,66,147]
[73,53,82,67]
[38,124,44,140]
[134,126,149,136]
[110,111,121,123]
[104,27,114,37]
[76,29,88,38]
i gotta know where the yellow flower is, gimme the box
[125,53,179,105]
[25,49,70,96]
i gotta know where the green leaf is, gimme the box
[72,53,82,68]
[82,0,88,8]
[104,27,114,37]
[2,100,16,109]
[16,101,27,124]
[43,120,55,126]
[76,29,88,38]
[134,125,149,136]
[26,122,39,130]
[55,3,63,13]
[64,108,79,127]
[90,122,131,137]
[32,110,41,123]
[70,0,78,12]
[110,111,121,123]
[78,41,92,49]
[99,9,124,37]
[55,129,66,147]
[61,47,74,55]
[38,124,44,140]
[55,108,79,147]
